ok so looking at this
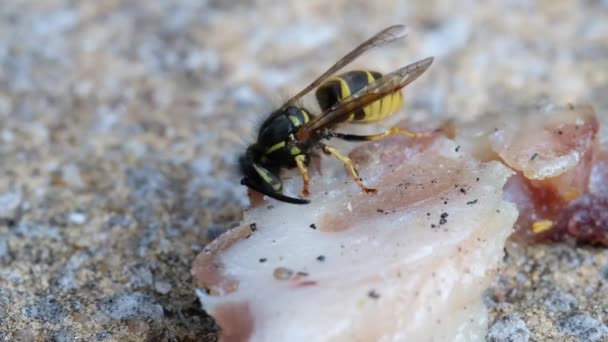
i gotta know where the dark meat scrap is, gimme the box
[531,146,608,246]
[456,104,607,245]
[541,194,608,245]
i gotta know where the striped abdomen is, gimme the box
[315,70,403,123]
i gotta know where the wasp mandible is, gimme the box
[240,25,434,204]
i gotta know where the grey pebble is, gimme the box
[94,331,112,341]
[486,314,530,342]
[49,328,75,342]
[514,272,527,283]
[557,313,608,342]
[0,189,22,218]
[99,291,164,320]
[154,280,172,295]
[103,215,131,229]
[61,163,85,189]
[21,295,67,324]
[15,221,62,241]
[0,238,12,264]
[128,263,155,289]
[55,251,91,289]
[543,290,577,313]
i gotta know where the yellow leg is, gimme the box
[334,125,434,141]
[321,145,377,194]
[386,126,434,139]
[295,154,310,197]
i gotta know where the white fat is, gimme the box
[195,138,517,342]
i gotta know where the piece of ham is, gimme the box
[193,135,518,341]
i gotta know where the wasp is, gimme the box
[240,25,434,204]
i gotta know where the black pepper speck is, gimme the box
[368,290,380,299]
[439,213,448,225]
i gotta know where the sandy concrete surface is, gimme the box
[0,1,607,341]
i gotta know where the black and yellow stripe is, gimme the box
[262,107,312,157]
[315,70,404,123]
[287,108,311,127]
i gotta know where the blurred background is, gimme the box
[0,1,607,340]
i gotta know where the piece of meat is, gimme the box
[532,145,608,245]
[589,149,608,196]
[535,194,608,245]
[193,103,606,341]
[193,134,518,342]
[455,104,608,245]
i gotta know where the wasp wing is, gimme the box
[297,56,434,140]
[282,25,408,109]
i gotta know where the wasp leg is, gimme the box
[334,125,434,141]
[321,144,377,194]
[294,154,310,197]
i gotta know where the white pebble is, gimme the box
[68,212,87,225]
